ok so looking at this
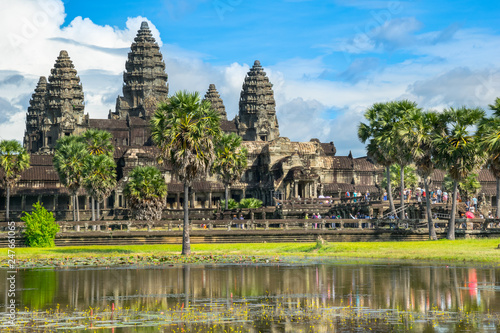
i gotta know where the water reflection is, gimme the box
[1,262,499,331]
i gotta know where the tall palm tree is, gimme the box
[212,133,248,210]
[53,136,87,222]
[358,102,399,216]
[81,129,115,220]
[151,91,221,255]
[123,166,167,221]
[83,154,117,221]
[477,98,500,217]
[399,110,442,240]
[433,107,485,240]
[0,140,30,221]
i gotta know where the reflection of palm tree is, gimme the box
[22,270,58,309]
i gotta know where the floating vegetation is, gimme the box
[2,254,283,269]
[1,300,499,332]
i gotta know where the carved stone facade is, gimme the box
[203,84,227,120]
[110,21,169,120]
[23,51,88,153]
[236,60,280,142]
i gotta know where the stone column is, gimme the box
[176,192,180,209]
[242,188,246,199]
[191,191,196,209]
[294,181,298,198]
[54,194,58,211]
[21,195,26,211]
[208,192,212,209]
[113,192,119,209]
[314,182,318,198]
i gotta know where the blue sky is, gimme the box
[1,0,500,156]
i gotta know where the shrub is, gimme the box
[239,198,263,209]
[221,199,238,210]
[22,202,59,247]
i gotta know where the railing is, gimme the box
[1,218,499,234]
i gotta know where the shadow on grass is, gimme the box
[51,248,134,254]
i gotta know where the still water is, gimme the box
[1,260,500,332]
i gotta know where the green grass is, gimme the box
[11,238,500,264]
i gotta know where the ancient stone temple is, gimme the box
[110,21,169,120]
[23,50,88,153]
[203,84,227,120]
[236,60,280,142]
[24,77,47,153]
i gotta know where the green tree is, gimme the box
[82,129,114,157]
[151,91,221,255]
[381,164,418,191]
[433,107,485,240]
[212,133,248,210]
[477,97,500,217]
[400,110,443,240]
[83,154,117,221]
[53,136,87,221]
[123,166,167,221]
[239,198,263,209]
[81,129,116,221]
[443,173,481,202]
[0,140,30,221]
[22,202,59,247]
[358,102,401,216]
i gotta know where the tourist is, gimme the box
[239,214,245,229]
[472,196,478,211]
[383,191,387,201]
[350,213,356,219]
[437,188,442,203]
[365,191,370,202]
[353,190,357,203]
[443,191,448,203]
[345,191,350,202]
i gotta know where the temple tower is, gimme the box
[237,60,279,141]
[203,84,227,120]
[112,21,169,120]
[42,50,87,152]
[24,76,47,153]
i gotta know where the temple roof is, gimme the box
[204,84,227,120]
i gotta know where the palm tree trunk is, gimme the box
[496,177,500,218]
[91,197,95,221]
[76,194,80,222]
[424,177,437,240]
[182,183,191,255]
[72,194,76,222]
[447,181,458,240]
[386,165,396,215]
[225,183,229,210]
[97,201,100,221]
[400,165,405,219]
[6,187,10,222]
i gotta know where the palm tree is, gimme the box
[81,129,115,220]
[83,154,117,221]
[400,110,442,240]
[151,91,221,255]
[212,133,248,210]
[123,166,167,221]
[53,136,87,222]
[358,102,398,216]
[477,98,500,217]
[0,140,30,221]
[391,100,423,219]
[82,129,114,157]
[433,107,485,240]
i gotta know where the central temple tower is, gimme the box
[236,60,279,141]
[111,21,169,120]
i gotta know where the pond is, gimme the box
[1,260,500,332]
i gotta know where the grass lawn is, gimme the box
[11,237,500,265]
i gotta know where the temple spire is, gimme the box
[237,60,279,141]
[24,76,47,153]
[203,84,227,120]
[112,21,169,120]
